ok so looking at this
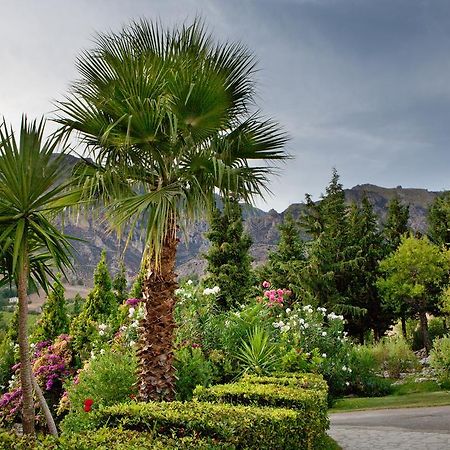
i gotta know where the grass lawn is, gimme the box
[330,380,450,412]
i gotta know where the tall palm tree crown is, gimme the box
[57,19,289,400]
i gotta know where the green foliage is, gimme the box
[428,191,450,248]
[260,212,306,299]
[377,235,449,349]
[204,200,254,310]
[33,279,69,342]
[430,336,450,386]
[60,348,137,433]
[412,317,447,350]
[384,196,410,251]
[71,294,83,317]
[0,334,14,391]
[174,346,215,401]
[128,269,144,299]
[0,428,231,450]
[113,262,128,305]
[235,325,279,375]
[83,251,117,322]
[369,338,420,378]
[65,399,325,450]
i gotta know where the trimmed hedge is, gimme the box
[242,372,328,391]
[0,428,232,450]
[62,401,315,450]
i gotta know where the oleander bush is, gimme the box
[61,400,324,450]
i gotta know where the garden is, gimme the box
[1,17,450,450]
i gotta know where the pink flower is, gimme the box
[262,281,271,289]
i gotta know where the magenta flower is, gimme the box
[262,281,271,288]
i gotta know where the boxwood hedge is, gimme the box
[63,400,317,450]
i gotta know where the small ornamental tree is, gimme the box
[204,199,253,310]
[33,279,69,342]
[377,235,449,352]
[83,251,116,322]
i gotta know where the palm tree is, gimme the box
[0,117,77,435]
[56,19,289,401]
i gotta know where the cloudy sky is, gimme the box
[1,0,450,212]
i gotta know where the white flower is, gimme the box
[348,368,352,373]
[286,308,292,314]
[99,330,105,336]
[303,323,309,329]
[120,326,127,332]
[187,279,193,285]
[342,366,347,371]
[128,307,136,317]
[98,323,107,331]
[90,350,96,359]
[299,318,305,325]
[175,289,182,295]
[302,305,313,312]
[322,331,327,337]
[129,340,136,347]
[131,320,139,328]
[100,349,105,355]
[322,353,327,358]
[345,381,350,386]
[281,324,291,332]
[212,286,220,294]
[273,321,285,328]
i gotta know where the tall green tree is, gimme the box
[204,199,253,310]
[57,19,288,400]
[377,235,449,351]
[384,196,410,251]
[428,191,450,248]
[299,170,357,313]
[0,117,76,435]
[33,278,69,342]
[346,196,392,341]
[260,212,306,298]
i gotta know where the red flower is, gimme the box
[84,398,93,412]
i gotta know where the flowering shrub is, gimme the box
[0,335,74,427]
[270,303,354,398]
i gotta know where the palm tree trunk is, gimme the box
[17,255,35,435]
[137,226,178,401]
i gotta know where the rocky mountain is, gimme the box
[63,176,441,284]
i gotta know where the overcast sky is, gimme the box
[1,0,450,212]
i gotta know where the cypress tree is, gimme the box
[204,199,253,310]
[33,278,69,342]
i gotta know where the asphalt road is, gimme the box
[329,406,450,450]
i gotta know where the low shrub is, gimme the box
[174,346,215,401]
[60,348,136,432]
[242,372,328,391]
[0,428,232,449]
[63,400,323,450]
[194,381,328,412]
[430,336,450,387]
[370,338,419,378]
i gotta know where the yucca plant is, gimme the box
[0,117,78,435]
[56,18,288,401]
[236,325,279,376]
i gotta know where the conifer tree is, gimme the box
[82,250,116,321]
[428,191,450,248]
[346,196,392,340]
[384,196,409,251]
[33,278,68,342]
[72,293,83,317]
[261,212,306,297]
[299,170,357,312]
[129,268,145,299]
[113,261,128,304]
[204,199,253,310]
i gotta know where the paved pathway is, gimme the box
[329,406,450,449]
